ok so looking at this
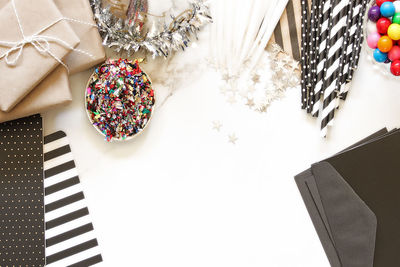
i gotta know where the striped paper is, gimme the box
[43,131,103,266]
[271,0,312,61]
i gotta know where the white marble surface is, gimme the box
[41,25,400,266]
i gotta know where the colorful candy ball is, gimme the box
[377,17,392,34]
[367,1,400,76]
[374,48,388,62]
[394,1,400,12]
[378,35,394,52]
[388,23,400,40]
[393,12,400,24]
[388,45,400,60]
[390,59,400,75]
[381,1,396,17]
[376,0,393,6]
[367,32,382,48]
[369,6,381,21]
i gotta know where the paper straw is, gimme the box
[320,0,350,134]
[335,0,361,101]
[305,0,321,113]
[311,0,333,116]
[347,0,369,87]
[300,0,309,109]
[246,0,289,74]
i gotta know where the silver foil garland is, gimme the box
[90,0,212,58]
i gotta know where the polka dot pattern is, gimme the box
[0,115,45,266]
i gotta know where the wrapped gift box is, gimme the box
[0,0,80,112]
[0,66,72,123]
[55,0,106,74]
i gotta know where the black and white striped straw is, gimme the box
[311,0,332,117]
[338,0,363,100]
[320,0,350,135]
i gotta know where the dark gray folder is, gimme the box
[295,128,400,267]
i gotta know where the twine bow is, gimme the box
[0,0,97,72]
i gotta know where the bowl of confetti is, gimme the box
[85,58,155,142]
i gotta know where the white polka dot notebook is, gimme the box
[0,114,45,266]
[44,130,103,266]
[0,115,103,266]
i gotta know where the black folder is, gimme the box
[295,128,400,267]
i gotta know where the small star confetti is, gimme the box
[212,121,223,131]
[290,61,300,71]
[252,73,261,84]
[258,105,268,113]
[222,73,231,82]
[215,42,300,116]
[228,133,238,144]
[274,80,285,90]
[246,98,255,108]
[275,60,286,71]
[282,54,292,63]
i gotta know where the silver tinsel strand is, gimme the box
[90,0,212,58]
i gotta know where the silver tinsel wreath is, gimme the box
[90,0,212,58]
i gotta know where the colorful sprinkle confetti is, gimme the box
[85,58,155,141]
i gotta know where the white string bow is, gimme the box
[0,0,97,72]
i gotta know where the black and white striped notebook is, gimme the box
[43,131,102,266]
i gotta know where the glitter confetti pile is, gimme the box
[86,59,155,141]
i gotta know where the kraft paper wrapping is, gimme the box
[54,0,106,74]
[0,0,80,112]
[0,66,72,123]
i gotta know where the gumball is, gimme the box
[376,0,393,7]
[378,35,393,52]
[393,12,400,23]
[389,45,400,60]
[381,2,396,17]
[377,17,392,34]
[388,23,400,40]
[369,6,381,21]
[394,1,400,12]
[390,59,400,75]
[368,32,382,48]
[374,48,388,62]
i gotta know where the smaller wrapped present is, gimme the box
[0,66,72,123]
[0,0,80,112]
[55,0,106,74]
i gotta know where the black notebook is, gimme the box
[0,114,45,266]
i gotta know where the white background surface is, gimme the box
[41,19,400,267]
